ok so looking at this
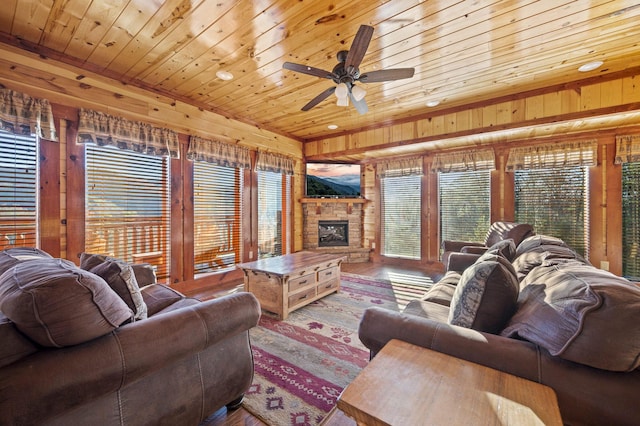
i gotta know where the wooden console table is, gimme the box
[237,251,344,320]
[337,339,562,425]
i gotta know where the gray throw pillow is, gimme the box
[448,253,519,333]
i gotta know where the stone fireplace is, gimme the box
[302,199,370,263]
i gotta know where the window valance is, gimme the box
[614,134,640,164]
[431,148,495,173]
[77,108,179,158]
[506,140,597,171]
[0,89,57,141]
[187,136,251,169]
[376,156,423,178]
[255,151,295,175]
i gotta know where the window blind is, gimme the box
[515,167,589,256]
[439,170,491,243]
[85,144,171,279]
[622,162,640,281]
[0,130,37,248]
[257,170,289,258]
[193,162,243,273]
[381,174,421,259]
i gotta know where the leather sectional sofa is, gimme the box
[0,248,260,425]
[359,235,640,425]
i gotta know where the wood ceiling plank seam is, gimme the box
[63,0,135,62]
[84,1,166,72]
[40,0,92,53]
[142,0,322,89]
[178,0,446,103]
[112,0,210,78]
[128,0,241,83]
[0,0,18,33]
[10,0,54,44]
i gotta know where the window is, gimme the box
[622,162,640,280]
[381,174,421,259]
[85,144,171,279]
[257,170,290,258]
[0,130,38,248]
[515,167,589,256]
[439,170,491,243]
[193,162,243,273]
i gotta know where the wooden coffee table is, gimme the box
[237,251,344,320]
[337,339,562,426]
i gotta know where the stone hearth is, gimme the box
[302,199,370,263]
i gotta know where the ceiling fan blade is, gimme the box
[301,86,337,111]
[359,68,415,83]
[283,62,334,79]
[344,25,374,73]
[349,91,368,115]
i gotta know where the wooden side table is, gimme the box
[237,251,344,320]
[337,339,562,426]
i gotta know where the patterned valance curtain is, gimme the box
[376,156,423,178]
[255,151,295,175]
[77,108,179,158]
[506,140,597,171]
[187,136,251,169]
[431,148,495,173]
[0,89,57,141]
[614,134,640,164]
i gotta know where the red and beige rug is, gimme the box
[242,272,432,425]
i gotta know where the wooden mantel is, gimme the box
[301,198,367,214]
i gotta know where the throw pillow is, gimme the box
[485,238,517,262]
[0,258,132,347]
[448,253,519,333]
[0,247,52,276]
[80,253,147,320]
[501,262,640,372]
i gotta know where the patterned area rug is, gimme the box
[242,272,432,426]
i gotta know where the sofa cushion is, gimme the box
[485,238,517,262]
[0,258,132,347]
[403,299,451,322]
[501,262,640,372]
[512,235,588,282]
[515,234,568,258]
[422,271,460,307]
[0,247,52,276]
[0,313,38,368]
[141,284,186,316]
[484,222,534,247]
[448,253,519,333]
[80,253,148,320]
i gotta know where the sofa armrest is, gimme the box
[1,292,261,424]
[445,252,480,272]
[441,240,484,253]
[358,307,540,379]
[460,245,488,255]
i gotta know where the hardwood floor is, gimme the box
[195,260,444,426]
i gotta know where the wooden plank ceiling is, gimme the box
[1,0,639,144]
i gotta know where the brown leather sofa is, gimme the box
[0,248,261,425]
[359,236,640,426]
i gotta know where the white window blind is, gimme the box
[439,170,491,243]
[381,175,421,259]
[0,130,37,248]
[515,167,589,257]
[257,170,290,258]
[85,144,171,279]
[622,162,640,281]
[193,162,243,273]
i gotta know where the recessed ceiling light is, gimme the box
[216,70,234,80]
[426,100,440,107]
[578,61,603,72]
[327,124,338,130]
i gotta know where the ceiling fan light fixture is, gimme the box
[426,100,440,107]
[336,96,350,107]
[335,83,349,99]
[351,85,366,101]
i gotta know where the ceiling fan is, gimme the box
[283,25,415,114]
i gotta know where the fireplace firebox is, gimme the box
[318,220,349,247]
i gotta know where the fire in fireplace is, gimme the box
[318,220,349,247]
